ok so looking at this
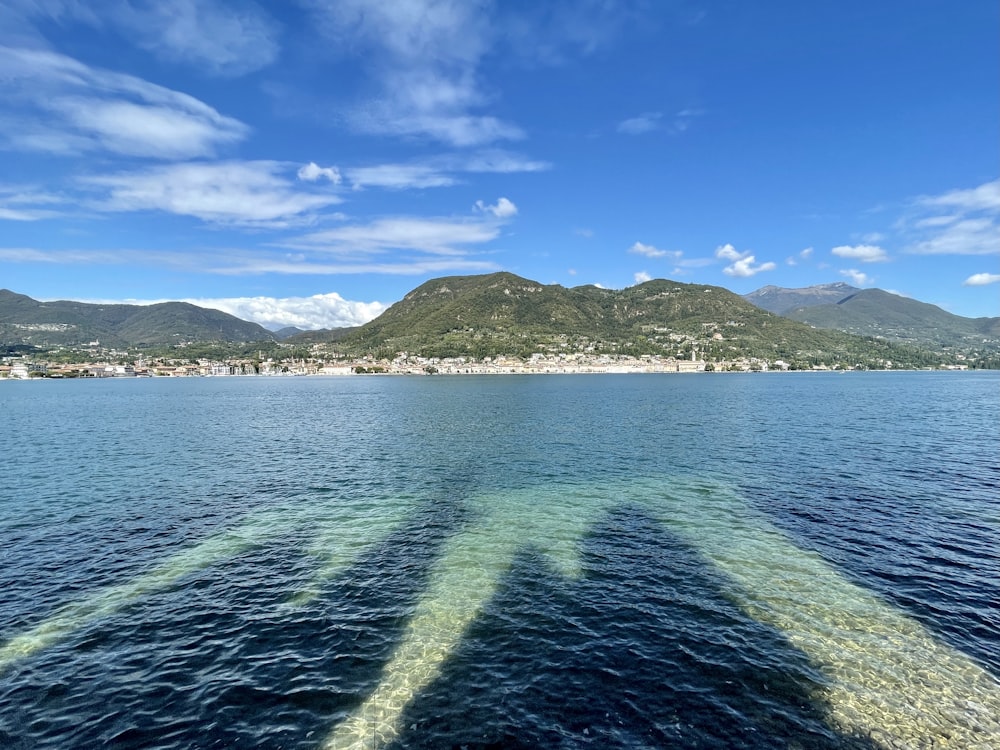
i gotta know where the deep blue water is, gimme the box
[1,372,998,749]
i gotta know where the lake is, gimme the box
[1,372,998,749]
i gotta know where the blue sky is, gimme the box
[1,0,997,329]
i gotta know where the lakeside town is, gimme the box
[0,349,970,379]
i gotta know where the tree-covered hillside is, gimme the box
[315,273,948,368]
[0,290,276,347]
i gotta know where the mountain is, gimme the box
[0,290,276,348]
[743,283,1000,356]
[743,283,859,315]
[782,288,1000,353]
[272,326,307,340]
[315,272,945,368]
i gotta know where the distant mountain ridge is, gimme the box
[3,277,992,367]
[743,283,860,315]
[743,283,1000,354]
[0,289,275,347]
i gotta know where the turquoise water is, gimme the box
[1,372,998,748]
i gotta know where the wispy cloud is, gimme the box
[0,244,501,280]
[617,112,662,135]
[111,0,280,77]
[831,244,889,263]
[458,150,551,174]
[305,0,519,147]
[210,256,502,277]
[0,46,248,158]
[633,270,652,284]
[628,241,681,259]
[345,150,549,190]
[0,184,68,221]
[0,245,216,269]
[501,1,652,65]
[919,180,1000,212]
[82,161,341,227]
[617,108,702,136]
[287,216,503,257]
[346,164,457,190]
[715,243,776,277]
[786,246,814,266]
[304,1,656,147]
[3,0,280,76]
[268,199,515,277]
[901,179,1000,256]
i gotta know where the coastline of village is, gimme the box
[1,349,969,379]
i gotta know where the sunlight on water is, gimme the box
[0,495,412,674]
[638,477,1000,749]
[324,476,1000,750]
[285,498,414,607]
[323,484,610,749]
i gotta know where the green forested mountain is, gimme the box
[0,289,275,347]
[745,284,1000,354]
[316,273,946,368]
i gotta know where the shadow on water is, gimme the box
[747,476,1000,678]
[385,507,878,750]
[0,499,467,750]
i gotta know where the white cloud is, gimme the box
[918,180,1000,212]
[715,243,742,261]
[52,97,243,159]
[907,217,1000,256]
[0,46,247,158]
[914,215,958,228]
[618,112,662,135]
[83,161,341,227]
[192,292,387,330]
[2,0,279,76]
[715,243,776,277]
[903,179,1000,256]
[724,256,777,278]
[831,244,889,263]
[0,184,67,221]
[800,246,814,259]
[840,268,872,286]
[346,151,549,190]
[963,272,1000,287]
[297,162,342,184]
[347,164,456,190]
[474,197,518,218]
[628,241,685,260]
[0,244,501,279]
[458,150,551,174]
[289,216,503,257]
[212,256,501,277]
[633,270,652,284]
